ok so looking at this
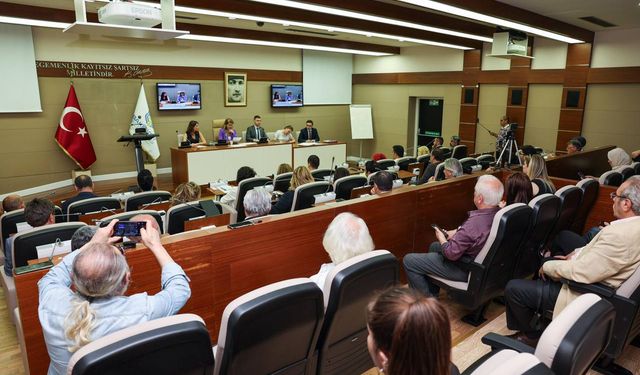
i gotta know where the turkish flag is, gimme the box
[55,85,97,169]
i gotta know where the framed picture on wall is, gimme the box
[224,72,247,107]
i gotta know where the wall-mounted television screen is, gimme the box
[271,84,303,107]
[157,83,201,111]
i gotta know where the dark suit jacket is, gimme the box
[245,125,267,142]
[270,190,294,214]
[298,127,320,143]
[60,191,98,214]
[417,163,437,185]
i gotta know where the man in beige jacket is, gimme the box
[504,176,640,346]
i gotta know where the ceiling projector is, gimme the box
[98,1,162,28]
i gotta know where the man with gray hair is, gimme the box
[403,174,504,297]
[70,226,98,251]
[243,188,271,220]
[443,158,463,179]
[38,219,190,374]
[504,176,640,346]
[310,212,375,288]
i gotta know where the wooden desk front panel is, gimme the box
[293,143,347,168]
[546,145,615,180]
[16,173,492,374]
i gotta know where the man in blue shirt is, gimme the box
[38,219,191,375]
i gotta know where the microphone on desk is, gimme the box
[48,238,62,261]
[139,196,163,210]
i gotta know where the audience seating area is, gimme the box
[3,144,640,374]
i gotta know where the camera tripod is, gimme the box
[496,136,522,167]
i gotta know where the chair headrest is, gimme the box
[322,250,393,306]
[474,204,526,264]
[217,278,318,348]
[534,293,602,366]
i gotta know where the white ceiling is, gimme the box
[498,0,640,31]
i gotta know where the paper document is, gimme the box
[36,239,72,259]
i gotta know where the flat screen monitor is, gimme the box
[157,83,201,111]
[271,84,303,108]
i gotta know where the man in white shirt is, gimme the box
[274,125,295,142]
[310,212,375,289]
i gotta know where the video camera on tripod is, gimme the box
[505,122,518,138]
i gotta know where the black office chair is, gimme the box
[599,171,623,187]
[311,169,333,181]
[67,197,121,222]
[633,162,640,176]
[476,154,495,170]
[425,204,532,326]
[11,222,86,268]
[620,166,635,182]
[315,250,399,375]
[571,178,599,234]
[165,200,235,234]
[417,154,431,165]
[123,191,172,211]
[333,175,367,201]
[1,206,63,255]
[214,279,324,375]
[546,185,582,247]
[273,172,293,193]
[452,145,468,159]
[440,147,452,159]
[512,194,561,280]
[433,162,446,181]
[460,157,478,173]
[68,314,214,375]
[463,350,553,375]
[234,177,272,222]
[563,264,640,375]
[375,159,396,171]
[291,181,332,212]
[478,294,615,375]
[100,210,164,234]
[395,157,417,171]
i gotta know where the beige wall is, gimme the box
[523,84,562,152]
[592,28,640,68]
[352,84,461,157]
[582,84,640,154]
[33,28,302,70]
[353,45,463,74]
[476,84,508,154]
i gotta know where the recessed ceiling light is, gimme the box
[179,34,392,56]
[397,0,584,43]
[121,1,472,49]
[248,0,492,42]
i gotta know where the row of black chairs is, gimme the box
[67,250,399,375]
[599,162,640,186]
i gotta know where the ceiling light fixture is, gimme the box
[0,16,68,29]
[397,0,584,43]
[248,0,492,42]
[178,34,392,56]
[121,1,472,49]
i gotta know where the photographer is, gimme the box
[490,115,519,165]
[38,219,191,375]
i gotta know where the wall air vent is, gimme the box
[579,16,616,28]
[285,28,337,37]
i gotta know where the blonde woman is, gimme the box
[276,163,293,175]
[170,181,201,206]
[38,219,190,374]
[523,154,555,196]
[270,166,314,214]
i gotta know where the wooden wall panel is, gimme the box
[558,110,585,132]
[588,67,640,84]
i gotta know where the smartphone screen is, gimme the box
[113,221,146,237]
[431,224,449,239]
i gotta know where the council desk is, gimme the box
[171,142,347,184]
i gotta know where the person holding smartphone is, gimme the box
[403,175,504,297]
[38,219,191,375]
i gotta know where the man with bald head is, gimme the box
[2,194,24,215]
[403,175,504,297]
[38,219,190,374]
